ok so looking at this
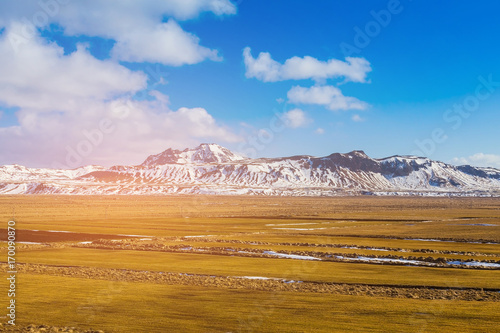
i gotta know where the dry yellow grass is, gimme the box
[13,274,500,333]
[1,195,499,332]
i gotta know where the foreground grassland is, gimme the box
[1,195,499,332]
[11,275,500,333]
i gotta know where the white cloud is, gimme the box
[451,153,500,169]
[315,128,325,135]
[287,85,369,111]
[0,24,147,112]
[243,47,371,113]
[0,0,235,65]
[281,109,311,128]
[55,0,236,30]
[148,90,170,105]
[351,114,365,122]
[243,47,371,83]
[0,16,241,167]
[0,96,241,168]
[452,157,468,165]
[0,0,237,29]
[110,20,222,65]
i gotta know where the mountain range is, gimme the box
[1,143,500,196]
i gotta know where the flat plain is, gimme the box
[1,195,499,332]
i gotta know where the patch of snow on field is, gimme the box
[462,224,497,226]
[79,241,93,244]
[341,246,389,252]
[335,255,436,266]
[405,238,499,244]
[234,276,303,283]
[46,230,72,233]
[272,227,326,230]
[263,251,321,260]
[406,238,456,243]
[447,261,500,268]
[16,241,42,245]
[117,234,153,237]
[265,223,319,226]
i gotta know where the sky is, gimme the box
[1,0,500,169]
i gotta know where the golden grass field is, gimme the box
[1,195,499,332]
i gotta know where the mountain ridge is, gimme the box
[140,143,246,166]
[1,144,499,196]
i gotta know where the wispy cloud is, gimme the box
[287,85,369,111]
[281,109,311,128]
[351,114,365,122]
[452,153,500,169]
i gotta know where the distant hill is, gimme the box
[2,143,500,196]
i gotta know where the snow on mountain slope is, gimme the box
[0,164,105,182]
[1,144,500,196]
[141,143,245,166]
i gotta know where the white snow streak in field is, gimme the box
[266,223,319,226]
[447,261,500,268]
[117,234,154,237]
[263,251,321,260]
[234,276,302,283]
[335,255,436,266]
[405,238,499,244]
[272,227,327,230]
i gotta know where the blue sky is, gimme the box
[1,0,500,168]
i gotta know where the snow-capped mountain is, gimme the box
[141,143,245,166]
[1,144,500,196]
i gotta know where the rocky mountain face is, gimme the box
[1,144,500,196]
